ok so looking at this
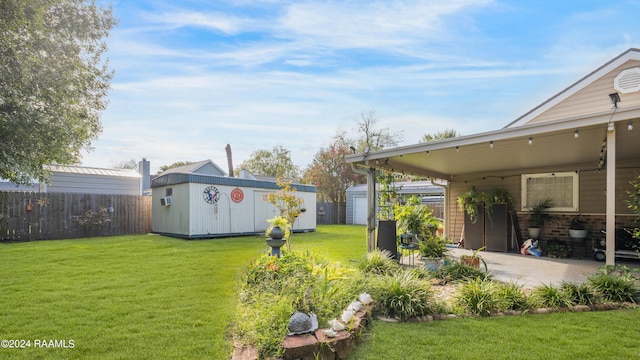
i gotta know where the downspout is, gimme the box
[351,164,377,252]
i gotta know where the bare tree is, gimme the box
[354,110,403,152]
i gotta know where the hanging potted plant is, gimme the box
[527,198,554,239]
[568,215,589,239]
[457,186,483,223]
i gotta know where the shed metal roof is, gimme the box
[44,164,141,178]
[151,172,316,192]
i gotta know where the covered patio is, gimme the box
[347,49,640,266]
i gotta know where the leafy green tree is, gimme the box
[0,0,117,184]
[302,135,366,203]
[157,161,194,174]
[420,129,460,142]
[235,145,299,179]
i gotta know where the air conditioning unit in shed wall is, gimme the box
[160,196,172,206]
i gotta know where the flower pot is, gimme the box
[422,257,442,272]
[569,229,588,239]
[527,227,541,239]
[377,220,397,260]
[461,256,480,268]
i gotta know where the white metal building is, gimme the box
[151,160,316,239]
[40,164,142,195]
[346,181,445,225]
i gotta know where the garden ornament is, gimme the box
[328,318,345,332]
[287,311,318,335]
[358,293,373,305]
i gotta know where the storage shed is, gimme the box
[151,160,316,238]
[346,181,445,225]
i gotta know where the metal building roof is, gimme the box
[44,164,142,178]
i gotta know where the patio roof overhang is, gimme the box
[346,104,640,180]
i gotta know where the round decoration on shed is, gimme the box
[231,188,244,203]
[203,186,220,204]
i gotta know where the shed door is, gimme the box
[354,196,367,225]
[254,191,277,232]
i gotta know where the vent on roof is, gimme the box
[614,67,640,94]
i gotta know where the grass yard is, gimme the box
[347,309,640,359]
[1,224,639,359]
[0,225,367,359]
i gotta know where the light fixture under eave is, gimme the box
[489,141,494,149]
[426,150,430,155]
[609,92,621,107]
[528,137,533,145]
[456,146,459,153]
[628,121,634,131]
[574,129,579,139]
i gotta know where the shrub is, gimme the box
[359,249,398,276]
[561,281,597,306]
[494,282,531,311]
[456,277,499,316]
[236,251,364,358]
[435,260,490,283]
[370,270,433,320]
[79,207,111,236]
[588,267,640,303]
[531,283,573,309]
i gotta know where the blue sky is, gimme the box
[84,0,640,174]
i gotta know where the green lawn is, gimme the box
[0,225,367,359]
[1,225,639,359]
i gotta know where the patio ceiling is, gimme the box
[346,106,640,180]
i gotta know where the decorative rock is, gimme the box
[571,305,591,312]
[358,293,373,305]
[375,315,399,323]
[532,308,550,315]
[422,315,433,322]
[490,312,505,317]
[341,309,353,323]
[328,318,345,332]
[503,310,523,316]
[348,301,362,312]
[433,314,447,320]
[446,314,458,319]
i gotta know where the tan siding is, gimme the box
[527,60,640,125]
[446,162,640,241]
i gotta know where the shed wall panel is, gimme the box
[46,173,141,195]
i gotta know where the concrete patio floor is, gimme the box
[407,248,640,288]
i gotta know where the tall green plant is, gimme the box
[377,170,399,220]
[626,174,640,240]
[394,196,437,236]
[265,177,305,250]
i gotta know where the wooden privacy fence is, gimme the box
[0,191,152,241]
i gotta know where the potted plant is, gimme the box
[394,196,433,239]
[527,198,554,239]
[376,170,399,259]
[568,215,589,239]
[457,186,483,223]
[460,246,488,271]
[419,235,450,271]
